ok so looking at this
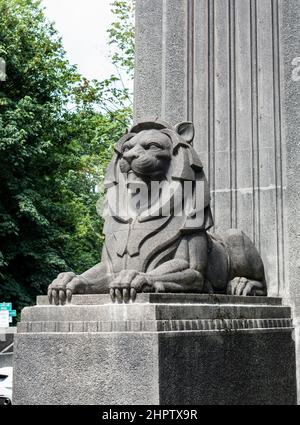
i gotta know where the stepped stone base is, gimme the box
[13,294,297,405]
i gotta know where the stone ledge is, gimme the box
[18,317,293,333]
[37,293,282,306]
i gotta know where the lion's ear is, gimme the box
[175,122,195,144]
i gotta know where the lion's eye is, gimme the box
[145,143,162,150]
[123,145,130,152]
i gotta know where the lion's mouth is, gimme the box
[131,157,157,173]
[131,157,169,179]
[120,156,170,181]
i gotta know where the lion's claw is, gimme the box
[109,271,153,303]
[47,272,87,305]
[227,277,266,297]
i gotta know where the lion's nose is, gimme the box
[123,145,144,161]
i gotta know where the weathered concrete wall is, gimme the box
[279,0,300,401]
[134,0,299,301]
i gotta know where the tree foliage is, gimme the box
[0,0,135,312]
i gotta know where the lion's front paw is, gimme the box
[109,270,139,303]
[227,277,266,296]
[109,270,154,303]
[47,272,87,305]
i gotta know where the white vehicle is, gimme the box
[0,367,12,405]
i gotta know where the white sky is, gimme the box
[42,0,116,81]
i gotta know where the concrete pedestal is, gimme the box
[13,294,297,405]
[134,0,300,400]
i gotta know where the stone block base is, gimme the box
[13,294,297,405]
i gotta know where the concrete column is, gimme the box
[278,0,300,401]
[134,0,300,303]
[134,0,190,124]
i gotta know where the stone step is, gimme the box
[20,303,291,323]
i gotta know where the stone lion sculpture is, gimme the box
[48,120,267,304]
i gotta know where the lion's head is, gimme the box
[119,129,172,180]
[105,120,203,185]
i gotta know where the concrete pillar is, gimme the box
[134,0,299,304]
[279,0,300,401]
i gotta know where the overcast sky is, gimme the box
[42,0,116,81]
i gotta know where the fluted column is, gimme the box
[134,0,300,301]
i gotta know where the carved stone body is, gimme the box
[48,121,267,304]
